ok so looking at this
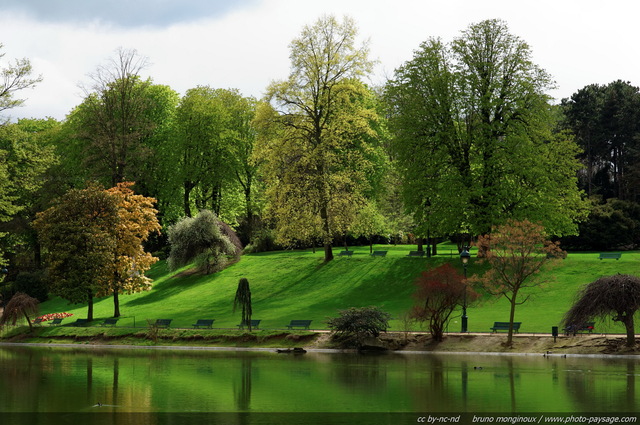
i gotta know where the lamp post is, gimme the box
[460,247,470,333]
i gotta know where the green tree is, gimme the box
[327,306,391,348]
[386,19,588,238]
[33,184,119,321]
[233,277,253,331]
[167,209,239,274]
[257,15,382,262]
[349,201,387,253]
[0,43,42,119]
[470,219,565,347]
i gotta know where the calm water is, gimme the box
[0,345,638,424]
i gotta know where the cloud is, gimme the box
[2,0,259,28]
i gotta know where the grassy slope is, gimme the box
[35,244,636,334]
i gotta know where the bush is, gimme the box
[13,271,48,302]
[326,306,391,348]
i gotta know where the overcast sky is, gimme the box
[1,0,639,121]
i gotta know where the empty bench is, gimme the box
[70,319,89,327]
[491,322,521,333]
[407,251,425,257]
[371,251,387,257]
[338,251,353,257]
[192,319,215,329]
[154,319,172,328]
[598,253,621,260]
[237,319,261,330]
[100,318,119,327]
[286,320,312,330]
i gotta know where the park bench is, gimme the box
[286,320,312,330]
[490,322,521,333]
[407,251,425,257]
[563,322,595,335]
[32,318,44,326]
[100,318,119,327]
[237,319,261,330]
[192,319,215,329]
[70,318,89,327]
[338,250,353,257]
[371,251,387,257]
[598,253,621,260]
[154,319,172,328]
[48,318,63,326]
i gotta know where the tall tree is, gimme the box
[562,81,640,202]
[0,43,42,119]
[33,184,119,321]
[470,219,565,347]
[257,15,382,262]
[105,182,161,317]
[386,19,587,238]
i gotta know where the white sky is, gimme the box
[1,0,639,121]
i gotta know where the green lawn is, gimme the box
[33,244,636,334]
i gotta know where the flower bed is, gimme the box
[35,312,73,322]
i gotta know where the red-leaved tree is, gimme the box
[411,263,479,342]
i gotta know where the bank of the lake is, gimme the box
[2,326,638,356]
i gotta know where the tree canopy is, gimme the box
[386,19,588,239]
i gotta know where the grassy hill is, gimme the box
[35,243,636,334]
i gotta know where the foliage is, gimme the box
[349,201,388,253]
[167,209,239,274]
[410,263,478,342]
[32,183,119,321]
[327,306,391,348]
[13,271,48,302]
[561,80,640,201]
[385,19,588,238]
[0,292,39,331]
[0,43,42,118]
[470,219,565,346]
[257,15,386,262]
[561,199,640,250]
[564,274,640,347]
[105,182,161,317]
[233,278,253,331]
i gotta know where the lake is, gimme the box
[0,344,638,424]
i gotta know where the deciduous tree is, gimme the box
[386,19,587,238]
[410,263,478,341]
[564,274,640,348]
[470,219,565,347]
[0,43,42,119]
[233,277,253,331]
[258,15,383,261]
[0,292,39,332]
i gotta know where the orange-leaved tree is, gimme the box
[470,219,565,347]
[411,263,479,342]
[106,182,161,317]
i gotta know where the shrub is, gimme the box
[327,306,391,348]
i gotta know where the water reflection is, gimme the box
[0,346,637,415]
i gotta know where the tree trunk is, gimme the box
[23,310,33,332]
[507,297,517,347]
[87,289,94,321]
[623,313,635,348]
[324,242,334,262]
[417,238,424,252]
[432,239,438,256]
[183,181,195,217]
[113,288,120,318]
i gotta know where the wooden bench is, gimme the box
[70,318,89,327]
[100,318,119,327]
[286,320,312,330]
[32,318,44,326]
[338,250,353,257]
[48,318,63,326]
[564,322,595,335]
[237,319,261,330]
[490,322,521,333]
[154,319,172,328]
[371,251,387,257]
[407,251,425,257]
[192,319,215,329]
[598,253,621,260]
